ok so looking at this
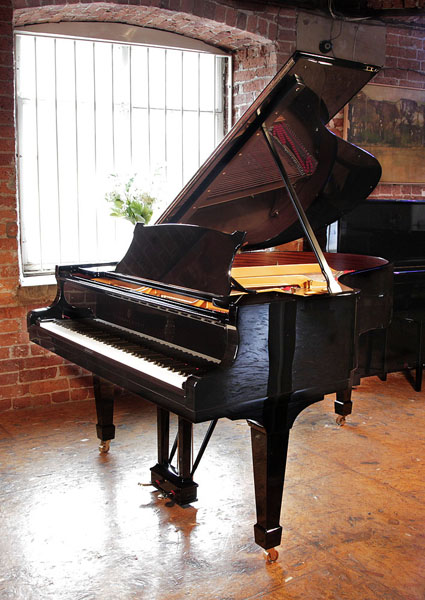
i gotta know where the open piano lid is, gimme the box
[157,51,382,251]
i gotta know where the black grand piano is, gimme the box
[27,51,392,562]
[338,199,425,390]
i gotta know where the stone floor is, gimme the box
[0,372,424,600]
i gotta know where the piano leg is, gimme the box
[334,388,352,426]
[157,406,170,465]
[248,418,290,562]
[150,409,198,505]
[93,376,116,454]
[415,319,423,392]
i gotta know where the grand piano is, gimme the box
[338,199,425,390]
[27,51,392,562]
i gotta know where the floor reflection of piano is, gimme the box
[338,199,425,390]
[28,51,390,562]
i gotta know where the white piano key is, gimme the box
[40,320,188,390]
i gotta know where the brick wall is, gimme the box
[1,1,424,412]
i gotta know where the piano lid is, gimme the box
[158,51,382,251]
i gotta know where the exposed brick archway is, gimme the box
[14,3,273,51]
[13,2,289,119]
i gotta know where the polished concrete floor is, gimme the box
[0,372,424,600]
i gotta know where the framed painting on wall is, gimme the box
[344,83,425,184]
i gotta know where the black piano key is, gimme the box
[60,318,208,377]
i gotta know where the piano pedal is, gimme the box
[264,548,279,563]
[98,440,111,454]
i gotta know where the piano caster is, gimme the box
[335,415,346,426]
[264,548,279,563]
[98,440,111,454]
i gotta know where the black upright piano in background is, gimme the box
[27,51,392,562]
[338,199,425,391]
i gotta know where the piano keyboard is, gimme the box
[39,319,209,390]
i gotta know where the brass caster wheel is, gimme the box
[98,440,111,454]
[336,415,346,426]
[264,548,279,563]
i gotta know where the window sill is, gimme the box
[20,274,56,287]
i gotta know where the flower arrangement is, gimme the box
[105,174,156,226]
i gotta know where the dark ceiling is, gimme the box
[228,0,425,26]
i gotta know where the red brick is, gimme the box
[0,358,21,372]
[242,78,267,93]
[70,387,93,401]
[0,111,14,127]
[0,397,11,411]
[32,393,52,407]
[0,318,21,333]
[69,375,93,389]
[0,291,18,307]
[0,371,18,385]
[0,347,9,359]
[277,15,295,31]
[268,21,277,40]
[0,265,18,277]
[0,209,17,222]
[276,39,295,55]
[0,79,13,98]
[254,66,276,78]
[394,34,416,49]
[0,96,13,111]
[245,14,257,33]
[30,344,49,356]
[0,52,12,67]
[22,355,63,369]
[224,7,237,27]
[0,166,15,181]
[29,378,69,394]
[0,383,29,399]
[13,396,33,409]
[11,344,30,358]
[0,6,12,20]
[407,71,425,84]
[19,366,58,383]
[0,196,17,210]
[0,306,26,318]
[0,66,12,83]
[51,390,71,403]
[214,4,225,22]
[397,57,421,70]
[59,364,84,377]
[0,155,14,168]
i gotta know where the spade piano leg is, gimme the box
[415,319,423,392]
[248,417,290,562]
[334,388,352,426]
[93,375,116,453]
[150,408,198,504]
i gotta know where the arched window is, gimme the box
[15,23,231,279]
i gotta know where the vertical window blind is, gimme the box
[15,30,230,276]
